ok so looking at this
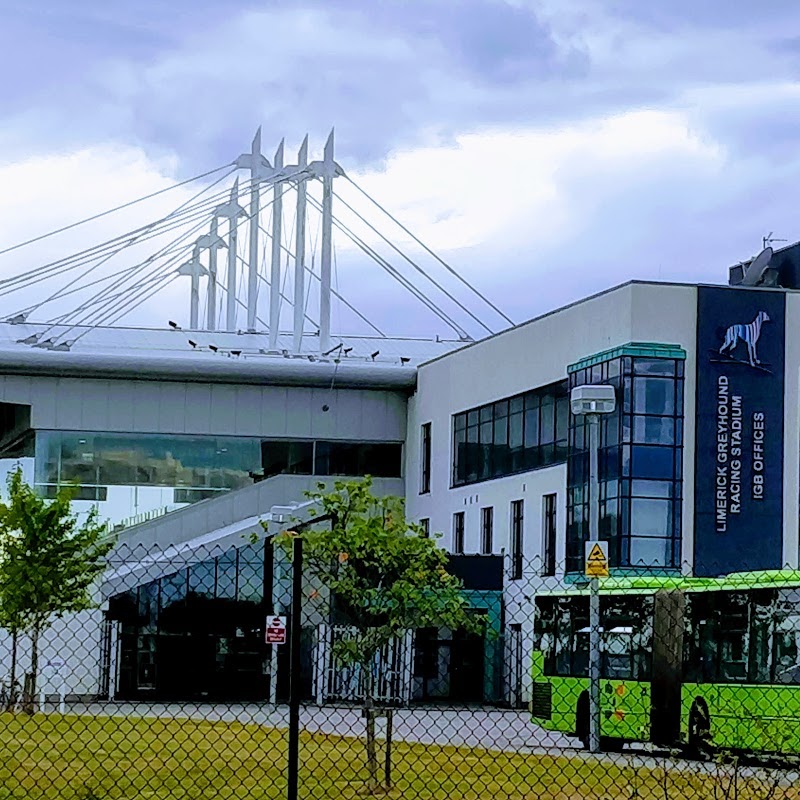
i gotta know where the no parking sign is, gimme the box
[265,616,287,645]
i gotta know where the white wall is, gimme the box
[0,609,104,701]
[406,281,698,567]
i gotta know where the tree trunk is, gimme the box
[7,629,18,711]
[363,659,379,793]
[384,709,393,790]
[24,627,40,715]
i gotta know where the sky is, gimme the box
[1,0,800,339]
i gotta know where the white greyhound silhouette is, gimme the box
[719,310,770,366]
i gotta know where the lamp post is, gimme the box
[570,384,616,754]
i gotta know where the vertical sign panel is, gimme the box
[694,286,785,576]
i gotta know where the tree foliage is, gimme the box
[278,478,484,792]
[0,468,114,711]
[293,478,484,665]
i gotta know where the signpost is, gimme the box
[585,540,608,755]
[266,616,287,645]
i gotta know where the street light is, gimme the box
[570,384,616,754]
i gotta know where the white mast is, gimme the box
[293,135,308,354]
[269,139,285,351]
[319,129,334,354]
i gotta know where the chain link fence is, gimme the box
[2,544,800,799]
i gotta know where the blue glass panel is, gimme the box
[633,377,675,416]
[630,446,674,480]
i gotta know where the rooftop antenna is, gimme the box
[763,232,788,250]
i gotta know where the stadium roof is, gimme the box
[0,321,464,389]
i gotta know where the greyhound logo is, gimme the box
[719,311,771,367]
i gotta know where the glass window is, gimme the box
[631,498,671,537]
[631,480,673,498]
[717,593,749,681]
[540,397,555,445]
[633,377,675,416]
[216,549,237,599]
[633,416,675,445]
[543,494,557,577]
[633,358,676,376]
[481,507,493,554]
[775,589,800,684]
[511,500,524,580]
[188,560,216,598]
[631,446,674,480]
[628,537,672,568]
[453,512,465,554]
[261,441,314,479]
[420,423,431,494]
[453,426,467,486]
[237,543,264,603]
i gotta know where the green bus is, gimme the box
[530,570,800,755]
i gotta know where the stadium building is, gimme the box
[1,131,799,707]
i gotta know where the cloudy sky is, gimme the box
[1,0,799,339]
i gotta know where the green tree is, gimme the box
[281,478,484,793]
[0,468,113,713]
[0,527,26,710]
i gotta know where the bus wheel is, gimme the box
[688,698,712,759]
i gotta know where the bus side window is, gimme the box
[775,589,800,684]
[718,592,749,682]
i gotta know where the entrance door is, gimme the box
[651,589,685,745]
[451,628,485,703]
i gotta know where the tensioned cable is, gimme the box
[333,190,494,336]
[101,272,183,330]
[71,247,194,335]
[305,194,468,339]
[35,214,211,338]
[343,174,515,327]
[257,221,384,337]
[55,236,201,330]
[70,247,193,332]
[233,250,319,332]
[0,167,301,296]
[27,168,237,320]
[46,185,278,341]
[0,174,258,295]
[0,163,235,259]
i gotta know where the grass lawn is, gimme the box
[0,712,797,799]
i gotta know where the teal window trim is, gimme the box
[568,342,686,375]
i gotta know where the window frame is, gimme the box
[420,422,432,494]
[481,507,494,555]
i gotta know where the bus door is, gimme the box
[651,588,685,746]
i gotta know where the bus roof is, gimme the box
[537,570,800,598]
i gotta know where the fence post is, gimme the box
[287,535,303,800]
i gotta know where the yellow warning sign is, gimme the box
[585,541,609,578]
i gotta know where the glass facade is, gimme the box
[33,431,402,508]
[108,542,275,700]
[566,355,685,573]
[452,381,569,487]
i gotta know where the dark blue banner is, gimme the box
[694,286,785,577]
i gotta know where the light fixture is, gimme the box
[231,350,241,356]
[168,321,180,330]
[188,340,197,348]
[400,357,410,365]
[371,350,380,360]
[209,345,218,353]
[343,347,353,355]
